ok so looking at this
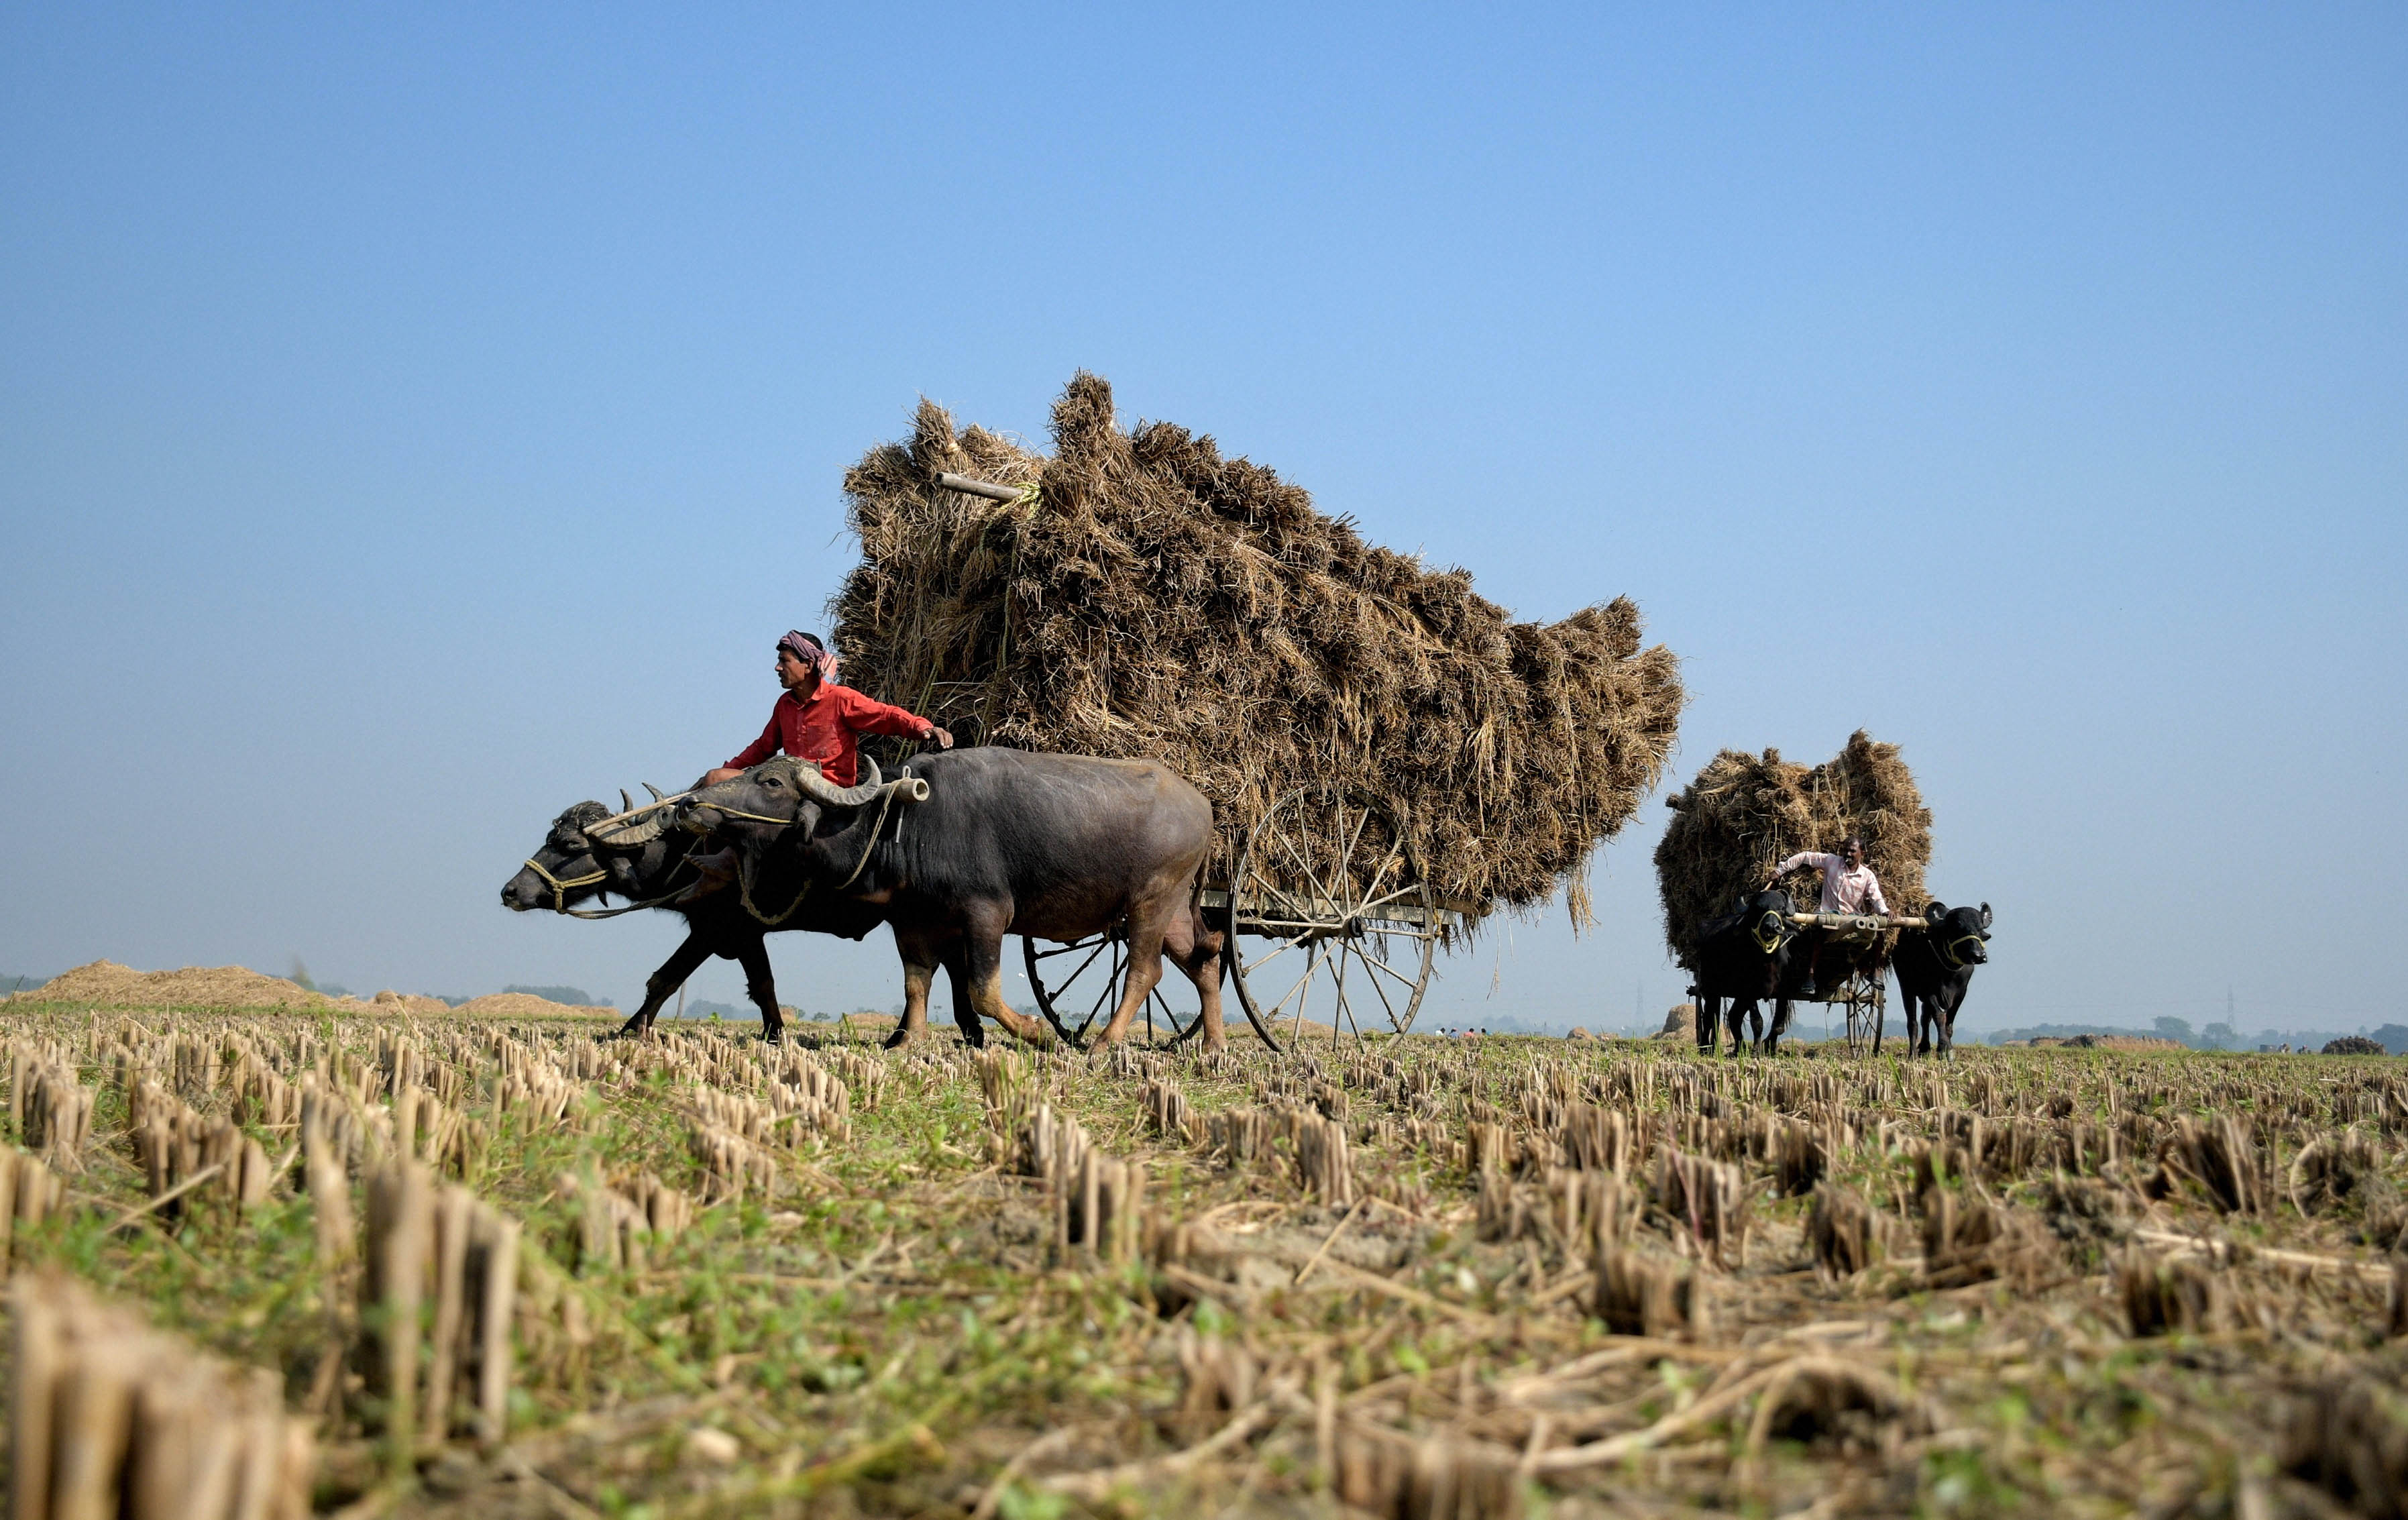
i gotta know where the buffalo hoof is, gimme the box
[881,1028,916,1050]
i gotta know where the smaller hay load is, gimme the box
[830,372,1686,925]
[1655,730,1932,969]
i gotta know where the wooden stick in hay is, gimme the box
[9,1270,313,1520]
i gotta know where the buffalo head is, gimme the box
[1728,887,1798,956]
[502,801,612,912]
[1924,901,1993,967]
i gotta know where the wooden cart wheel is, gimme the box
[1021,931,1195,1050]
[1227,788,1440,1046]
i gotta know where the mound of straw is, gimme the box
[829,373,1684,919]
[10,961,333,1010]
[1653,730,1931,968]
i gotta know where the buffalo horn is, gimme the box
[621,789,635,814]
[645,782,665,802]
[790,756,893,808]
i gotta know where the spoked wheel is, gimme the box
[1022,930,1197,1050]
[1839,973,1885,1053]
[1226,788,1441,1048]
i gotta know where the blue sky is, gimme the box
[3,5,2401,1033]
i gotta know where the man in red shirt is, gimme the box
[703,631,951,789]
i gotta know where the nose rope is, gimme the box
[521,857,607,912]
[726,781,910,925]
[518,856,702,920]
[1749,912,1793,956]
[1942,933,1986,970]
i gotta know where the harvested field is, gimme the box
[5,996,2408,1519]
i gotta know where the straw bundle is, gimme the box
[830,373,1684,918]
[1654,730,1932,969]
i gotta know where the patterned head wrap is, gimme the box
[777,631,840,683]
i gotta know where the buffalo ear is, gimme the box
[1979,902,1993,930]
[1925,902,1947,924]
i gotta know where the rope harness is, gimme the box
[521,853,700,920]
[1940,932,1987,971]
[726,770,913,926]
[1749,911,1796,957]
[521,857,606,912]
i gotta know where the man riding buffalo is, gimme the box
[684,631,953,898]
[707,631,950,788]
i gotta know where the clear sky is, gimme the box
[4,5,2401,1035]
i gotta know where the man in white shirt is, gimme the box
[1769,836,1888,997]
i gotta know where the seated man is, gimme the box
[686,631,952,898]
[1769,836,1888,998]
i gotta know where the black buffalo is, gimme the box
[679,748,1230,1051]
[1686,889,1800,1056]
[500,797,886,1043]
[1892,900,1991,1057]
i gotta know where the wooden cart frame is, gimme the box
[1782,911,1930,1052]
[1021,785,1468,1051]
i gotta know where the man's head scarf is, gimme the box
[777,631,840,684]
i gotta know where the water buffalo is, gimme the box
[1892,900,1991,1057]
[500,797,887,1043]
[679,748,1231,1052]
[1686,889,1799,1056]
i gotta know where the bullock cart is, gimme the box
[1020,785,1470,1052]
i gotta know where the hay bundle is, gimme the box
[1653,730,1933,968]
[830,373,1684,918]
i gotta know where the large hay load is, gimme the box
[1655,731,1932,969]
[829,372,1685,925]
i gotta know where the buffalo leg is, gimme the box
[885,926,944,1049]
[1694,993,1720,1055]
[1726,999,1751,1057]
[1765,997,1792,1054]
[620,932,716,1038]
[1163,908,1228,1052]
[735,936,781,1045]
[961,906,1049,1046]
[1092,902,1174,1050]
[940,948,987,1046]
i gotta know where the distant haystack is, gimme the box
[12,961,332,1010]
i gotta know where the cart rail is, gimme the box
[1197,888,1468,933]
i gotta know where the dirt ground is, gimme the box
[4,999,2406,1518]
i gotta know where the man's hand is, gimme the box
[701,767,742,786]
[924,726,954,750]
